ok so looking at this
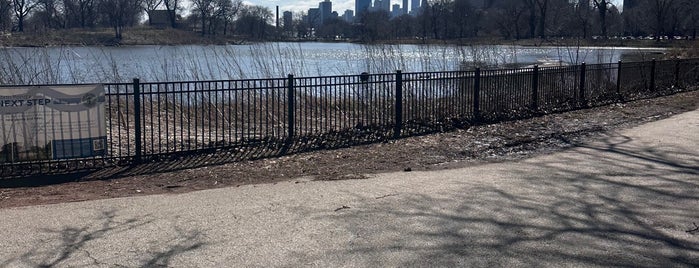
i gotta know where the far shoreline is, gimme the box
[1,27,696,49]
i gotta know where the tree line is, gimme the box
[0,0,272,39]
[0,0,697,42]
[336,0,697,41]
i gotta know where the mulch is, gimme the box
[1,91,697,208]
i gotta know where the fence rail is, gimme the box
[2,58,698,177]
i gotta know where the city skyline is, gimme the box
[243,0,624,14]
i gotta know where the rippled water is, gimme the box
[0,42,665,84]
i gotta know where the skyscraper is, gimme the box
[319,0,332,25]
[392,4,402,17]
[308,8,320,28]
[355,0,372,18]
[342,10,354,22]
[411,0,420,14]
[375,0,391,12]
[283,11,293,31]
[403,0,408,14]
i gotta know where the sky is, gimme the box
[242,0,624,15]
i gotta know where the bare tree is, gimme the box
[161,0,179,28]
[0,0,12,31]
[63,0,96,28]
[417,0,431,39]
[573,0,592,39]
[142,0,160,13]
[649,0,676,40]
[212,0,242,35]
[358,9,390,41]
[191,0,214,35]
[99,0,142,39]
[523,0,537,38]
[34,0,62,28]
[453,0,478,38]
[535,0,549,39]
[493,0,525,39]
[12,0,39,31]
[678,0,697,38]
[235,5,272,39]
[592,0,613,38]
[294,11,309,38]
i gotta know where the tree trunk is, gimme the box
[201,11,206,35]
[537,0,548,39]
[528,7,536,38]
[17,16,24,32]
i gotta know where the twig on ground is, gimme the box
[334,205,351,212]
[375,194,399,199]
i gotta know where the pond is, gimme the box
[0,42,666,85]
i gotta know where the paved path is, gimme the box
[1,110,698,268]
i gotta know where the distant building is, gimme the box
[403,0,408,14]
[374,0,391,12]
[342,10,355,22]
[410,0,420,14]
[283,11,293,31]
[392,4,402,17]
[308,8,321,28]
[355,0,372,18]
[319,0,333,25]
[147,10,176,28]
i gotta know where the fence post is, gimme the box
[394,70,403,138]
[650,59,656,92]
[532,65,539,113]
[287,74,295,140]
[473,68,481,123]
[616,60,623,101]
[132,78,142,165]
[579,62,587,107]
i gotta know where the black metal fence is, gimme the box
[1,58,698,177]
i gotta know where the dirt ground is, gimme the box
[1,91,697,208]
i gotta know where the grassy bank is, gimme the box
[0,28,246,47]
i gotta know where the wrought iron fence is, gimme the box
[1,58,698,177]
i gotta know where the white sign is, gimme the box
[0,85,106,163]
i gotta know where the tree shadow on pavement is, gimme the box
[295,133,699,267]
[0,130,396,186]
[0,209,207,268]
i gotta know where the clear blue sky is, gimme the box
[242,0,623,14]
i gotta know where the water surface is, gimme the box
[0,42,666,84]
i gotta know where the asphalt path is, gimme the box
[1,109,698,267]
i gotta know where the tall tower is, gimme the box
[283,11,293,31]
[392,4,401,17]
[308,8,320,28]
[403,0,408,14]
[411,0,420,14]
[375,0,391,12]
[319,0,332,25]
[355,0,372,18]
